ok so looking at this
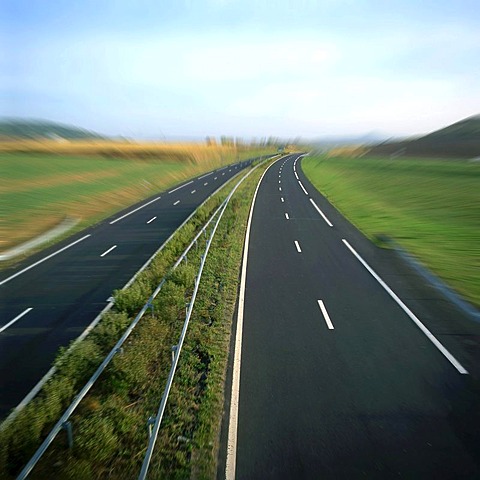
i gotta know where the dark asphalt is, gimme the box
[0,157,263,420]
[231,154,480,479]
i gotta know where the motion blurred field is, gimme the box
[0,140,272,253]
[302,154,480,307]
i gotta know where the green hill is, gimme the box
[0,118,105,140]
[370,115,480,158]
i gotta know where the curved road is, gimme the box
[0,157,262,420]
[224,154,480,479]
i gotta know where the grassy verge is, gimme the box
[0,146,273,255]
[302,154,480,307]
[0,157,270,478]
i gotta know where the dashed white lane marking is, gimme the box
[204,182,209,186]
[0,308,33,334]
[0,234,91,286]
[174,200,180,205]
[214,177,218,180]
[198,172,213,180]
[100,245,117,257]
[279,187,282,192]
[168,180,194,194]
[309,198,333,227]
[341,239,468,375]
[110,197,161,224]
[281,197,285,203]
[298,181,308,195]
[147,216,157,224]
[317,300,334,330]
[222,173,225,176]
[279,180,281,184]
[285,213,290,220]
[191,190,196,194]
[294,241,302,253]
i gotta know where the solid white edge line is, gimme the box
[294,240,302,253]
[309,198,333,227]
[226,156,286,480]
[298,181,308,195]
[147,216,157,224]
[174,200,180,206]
[0,235,91,286]
[0,307,33,334]
[317,300,334,330]
[198,172,213,180]
[109,196,161,224]
[341,239,468,375]
[168,180,194,194]
[100,245,117,257]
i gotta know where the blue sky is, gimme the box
[2,0,479,139]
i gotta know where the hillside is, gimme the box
[0,118,105,141]
[369,115,480,158]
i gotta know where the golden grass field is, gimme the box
[1,139,275,258]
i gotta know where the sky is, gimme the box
[1,0,480,140]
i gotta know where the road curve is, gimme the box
[223,153,480,479]
[0,157,261,420]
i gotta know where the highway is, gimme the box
[224,154,480,479]
[0,157,259,420]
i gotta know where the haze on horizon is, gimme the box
[2,0,479,140]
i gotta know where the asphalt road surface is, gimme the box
[0,157,261,420]
[225,154,480,479]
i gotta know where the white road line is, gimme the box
[279,187,282,192]
[147,216,157,224]
[226,156,281,480]
[222,172,225,176]
[294,172,299,180]
[110,197,161,224]
[294,240,302,253]
[279,180,281,184]
[191,190,196,194]
[309,198,333,227]
[281,197,285,202]
[0,308,33,334]
[298,181,308,195]
[229,169,232,172]
[0,235,91,286]
[214,177,218,180]
[341,239,468,375]
[198,172,213,180]
[285,213,290,220]
[174,200,180,205]
[100,245,117,257]
[317,300,334,330]
[204,182,208,186]
[168,180,194,194]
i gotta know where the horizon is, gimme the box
[3,0,480,139]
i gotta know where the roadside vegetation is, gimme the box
[0,140,273,257]
[0,157,271,479]
[302,154,480,307]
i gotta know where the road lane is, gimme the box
[228,154,480,479]
[0,156,264,419]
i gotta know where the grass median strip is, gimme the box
[0,158,271,479]
[302,154,480,307]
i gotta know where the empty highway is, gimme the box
[224,154,480,479]
[0,157,260,420]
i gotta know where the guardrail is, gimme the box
[16,155,277,479]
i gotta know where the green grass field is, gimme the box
[0,149,272,255]
[302,155,480,307]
